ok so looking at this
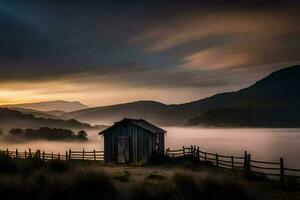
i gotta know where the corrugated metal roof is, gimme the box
[99,118,166,134]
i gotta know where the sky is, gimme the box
[0,0,299,106]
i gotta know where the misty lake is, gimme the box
[1,128,300,168]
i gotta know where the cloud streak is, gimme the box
[0,1,299,105]
[133,8,300,72]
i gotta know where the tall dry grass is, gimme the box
[0,154,254,200]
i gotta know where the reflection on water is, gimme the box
[0,128,299,168]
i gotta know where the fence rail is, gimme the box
[166,145,300,185]
[2,145,300,186]
[0,148,104,162]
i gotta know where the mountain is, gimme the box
[187,65,300,127]
[62,101,167,125]
[45,110,67,117]
[0,108,96,133]
[2,100,88,112]
[5,107,61,120]
[62,65,300,127]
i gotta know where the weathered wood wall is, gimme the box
[103,123,164,163]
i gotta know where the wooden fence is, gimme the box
[166,145,300,185]
[1,148,104,161]
[2,146,300,186]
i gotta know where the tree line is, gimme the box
[7,127,88,141]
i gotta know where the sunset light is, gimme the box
[0,1,299,199]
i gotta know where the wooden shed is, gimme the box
[99,118,166,163]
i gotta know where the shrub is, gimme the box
[172,172,201,200]
[285,176,299,191]
[72,169,116,200]
[0,175,24,200]
[129,181,176,200]
[199,175,250,200]
[77,130,88,141]
[48,160,69,173]
[17,157,44,174]
[130,184,154,200]
[148,151,172,165]
[0,152,19,174]
[113,170,131,182]
[146,174,166,181]
[9,128,23,136]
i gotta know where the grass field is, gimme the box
[0,153,299,200]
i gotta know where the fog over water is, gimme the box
[1,128,299,168]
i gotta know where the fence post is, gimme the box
[69,149,72,160]
[216,153,219,167]
[65,151,68,161]
[243,151,247,177]
[25,150,27,159]
[231,156,234,170]
[247,154,251,177]
[280,158,285,187]
[29,148,32,158]
[83,149,85,160]
[183,146,185,155]
[6,148,9,156]
[51,152,54,160]
[42,151,45,161]
[15,149,18,159]
[197,146,200,161]
[166,148,169,156]
[94,150,96,161]
[204,152,207,162]
[190,145,193,157]
[58,153,60,160]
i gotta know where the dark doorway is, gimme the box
[118,136,129,163]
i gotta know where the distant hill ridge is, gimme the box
[2,100,88,112]
[3,65,299,127]
[0,107,95,133]
[61,65,300,127]
[187,65,300,127]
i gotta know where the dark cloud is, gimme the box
[0,0,299,105]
